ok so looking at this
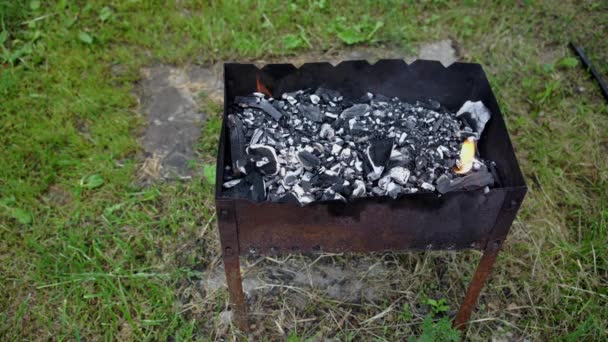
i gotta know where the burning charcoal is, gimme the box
[247,144,279,175]
[340,104,371,120]
[436,169,494,194]
[237,96,283,121]
[457,101,491,135]
[297,150,321,170]
[226,86,497,204]
[389,167,410,185]
[364,139,393,181]
[227,115,248,175]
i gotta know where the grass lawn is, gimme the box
[1,0,607,340]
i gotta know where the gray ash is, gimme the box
[222,88,495,205]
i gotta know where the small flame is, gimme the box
[454,137,476,174]
[256,74,272,97]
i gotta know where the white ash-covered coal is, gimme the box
[222,87,496,205]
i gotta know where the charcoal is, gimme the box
[299,103,323,122]
[435,169,494,194]
[237,95,283,121]
[227,115,248,175]
[223,179,243,188]
[340,104,371,119]
[421,182,435,191]
[225,86,496,205]
[386,182,402,199]
[297,150,321,169]
[389,167,410,185]
[315,87,341,102]
[364,139,393,181]
[457,101,491,135]
[247,144,279,175]
[247,171,266,202]
[319,123,335,139]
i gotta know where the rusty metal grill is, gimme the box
[214,60,527,333]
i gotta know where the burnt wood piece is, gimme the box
[214,60,527,334]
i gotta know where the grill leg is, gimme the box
[223,252,249,332]
[453,242,501,332]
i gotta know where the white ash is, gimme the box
[223,88,495,205]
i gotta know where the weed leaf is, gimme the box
[11,207,33,224]
[203,164,216,185]
[558,57,578,69]
[81,174,104,189]
[99,7,112,22]
[283,34,304,50]
[30,0,40,11]
[78,32,93,45]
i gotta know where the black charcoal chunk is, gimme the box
[364,139,393,180]
[237,96,283,121]
[340,104,370,119]
[297,150,321,169]
[247,144,279,175]
[315,87,341,102]
[227,115,248,175]
[436,169,494,194]
[456,101,491,135]
[299,104,323,122]
[247,171,266,202]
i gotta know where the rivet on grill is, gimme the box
[507,199,519,211]
[220,209,229,219]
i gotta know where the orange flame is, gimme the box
[256,74,272,97]
[454,137,476,174]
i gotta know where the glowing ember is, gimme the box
[454,137,476,174]
[256,74,272,97]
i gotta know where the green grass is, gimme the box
[1,0,608,340]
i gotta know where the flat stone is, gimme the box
[139,65,212,181]
[418,39,459,67]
